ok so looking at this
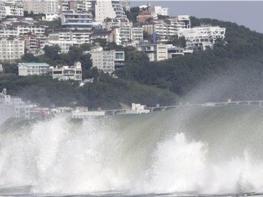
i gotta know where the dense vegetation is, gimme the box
[0,74,176,109]
[2,17,263,108]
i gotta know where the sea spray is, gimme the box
[1,107,263,194]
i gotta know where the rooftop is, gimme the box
[18,62,50,67]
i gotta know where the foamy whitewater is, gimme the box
[1,106,263,195]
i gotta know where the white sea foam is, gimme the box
[0,112,263,195]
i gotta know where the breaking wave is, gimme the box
[1,106,263,195]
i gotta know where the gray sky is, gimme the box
[130,1,263,33]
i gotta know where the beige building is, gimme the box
[90,47,125,74]
[23,0,60,15]
[0,38,25,62]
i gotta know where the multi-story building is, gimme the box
[61,10,95,30]
[104,18,130,31]
[4,0,24,17]
[23,0,59,15]
[113,24,143,46]
[112,0,126,18]
[60,0,94,13]
[0,24,46,37]
[137,43,193,62]
[90,47,125,74]
[0,2,6,20]
[82,0,94,13]
[156,44,168,61]
[47,30,91,53]
[25,34,47,55]
[0,64,3,73]
[0,38,25,62]
[17,62,50,76]
[95,0,126,23]
[131,27,144,45]
[150,6,168,18]
[177,26,226,50]
[95,0,116,23]
[51,62,82,81]
[145,16,191,42]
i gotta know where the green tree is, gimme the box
[43,45,61,61]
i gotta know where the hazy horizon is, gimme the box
[131,1,263,33]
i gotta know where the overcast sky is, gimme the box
[130,1,263,33]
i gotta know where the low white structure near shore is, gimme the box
[72,107,106,119]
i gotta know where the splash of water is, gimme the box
[1,108,263,195]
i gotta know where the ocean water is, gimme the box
[1,105,263,196]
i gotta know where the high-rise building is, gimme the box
[95,0,116,23]
[0,2,6,20]
[4,0,24,17]
[95,0,126,23]
[82,0,94,13]
[23,0,60,15]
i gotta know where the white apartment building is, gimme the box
[137,43,192,62]
[61,10,95,30]
[150,6,168,18]
[4,1,24,17]
[18,62,50,76]
[0,2,6,20]
[104,18,130,30]
[178,26,226,50]
[0,38,25,62]
[113,25,143,46]
[51,62,82,81]
[138,43,169,62]
[131,27,144,44]
[17,25,46,35]
[95,0,126,23]
[61,0,93,13]
[0,64,3,73]
[112,0,126,18]
[23,0,60,15]
[90,47,125,74]
[0,25,46,37]
[156,44,168,61]
[143,16,191,42]
[95,0,116,23]
[47,31,91,53]
[47,39,76,53]
[82,0,94,13]
[176,15,191,29]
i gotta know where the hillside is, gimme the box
[119,17,263,102]
[1,17,263,108]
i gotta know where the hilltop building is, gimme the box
[0,37,25,62]
[23,0,59,15]
[95,0,126,23]
[137,43,193,62]
[90,47,125,74]
[3,0,24,17]
[178,26,226,50]
[112,23,144,46]
[61,10,95,30]
[51,62,83,81]
[18,62,50,76]
[47,30,91,53]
